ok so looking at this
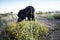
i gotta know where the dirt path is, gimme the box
[37,16,60,40]
[37,17,56,29]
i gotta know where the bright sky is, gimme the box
[0,0,60,13]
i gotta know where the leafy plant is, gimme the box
[5,21,48,40]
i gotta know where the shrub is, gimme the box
[47,13,60,20]
[53,13,60,19]
[48,15,55,20]
[5,21,48,40]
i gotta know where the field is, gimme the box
[0,11,60,40]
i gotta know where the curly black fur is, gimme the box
[17,6,35,22]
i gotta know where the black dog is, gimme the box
[17,6,35,22]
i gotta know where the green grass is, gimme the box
[5,21,49,40]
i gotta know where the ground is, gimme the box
[37,16,60,40]
[0,14,60,40]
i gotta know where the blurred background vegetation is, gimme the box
[36,11,60,20]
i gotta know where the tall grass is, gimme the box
[5,21,48,40]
